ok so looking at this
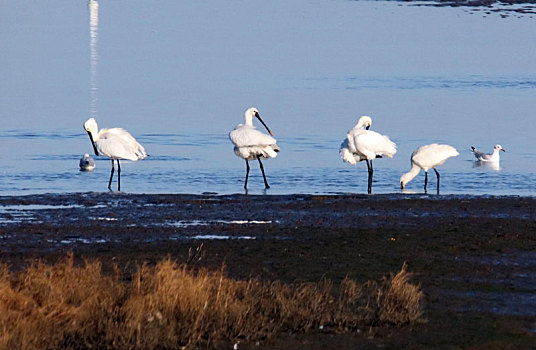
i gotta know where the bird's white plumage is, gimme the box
[339,116,397,165]
[84,118,147,161]
[471,144,504,162]
[339,138,365,165]
[229,108,280,160]
[400,143,459,188]
[84,118,147,191]
[411,144,459,171]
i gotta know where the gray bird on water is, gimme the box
[79,153,95,172]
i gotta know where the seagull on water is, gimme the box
[471,144,505,162]
[79,153,95,172]
[84,118,147,191]
[339,116,397,194]
[400,143,459,194]
[229,107,280,190]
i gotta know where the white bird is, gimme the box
[84,118,147,191]
[400,144,459,194]
[79,153,95,172]
[229,107,280,189]
[471,144,505,162]
[339,116,397,194]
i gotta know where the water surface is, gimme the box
[1,0,535,195]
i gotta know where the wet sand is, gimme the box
[0,193,535,348]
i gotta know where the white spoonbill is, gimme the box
[84,118,147,191]
[229,107,280,189]
[79,153,95,172]
[400,144,459,194]
[339,116,397,194]
[471,144,505,162]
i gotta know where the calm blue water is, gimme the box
[1,0,535,196]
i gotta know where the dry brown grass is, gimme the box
[362,262,424,326]
[0,255,423,350]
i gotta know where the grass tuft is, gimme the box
[0,256,423,349]
[375,262,424,325]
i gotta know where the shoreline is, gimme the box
[1,190,535,202]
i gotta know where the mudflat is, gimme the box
[0,193,535,348]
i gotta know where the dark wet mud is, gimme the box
[1,193,535,348]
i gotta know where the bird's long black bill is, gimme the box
[255,113,274,136]
[86,131,99,156]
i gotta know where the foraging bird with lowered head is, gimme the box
[400,143,459,194]
[339,116,397,194]
[229,107,280,190]
[83,118,147,191]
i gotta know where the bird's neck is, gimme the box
[402,164,421,184]
[489,149,501,161]
[355,121,367,130]
[244,114,254,126]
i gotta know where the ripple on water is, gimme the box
[165,220,273,227]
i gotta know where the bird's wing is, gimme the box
[353,131,397,158]
[99,128,147,160]
[345,127,361,149]
[339,138,349,152]
[438,144,460,158]
[479,153,492,161]
[229,125,277,147]
[340,139,362,164]
[344,126,370,156]
[103,128,144,149]
[471,148,489,160]
[412,144,459,167]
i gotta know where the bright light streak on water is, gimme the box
[0,0,535,196]
[89,0,99,118]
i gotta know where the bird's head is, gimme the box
[245,107,259,117]
[357,116,372,130]
[84,118,98,135]
[399,172,412,190]
[83,118,99,156]
[245,107,274,136]
[494,145,505,152]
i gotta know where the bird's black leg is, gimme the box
[108,159,115,191]
[257,156,270,189]
[366,160,373,194]
[117,160,121,192]
[424,171,428,194]
[433,168,440,195]
[244,160,250,190]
